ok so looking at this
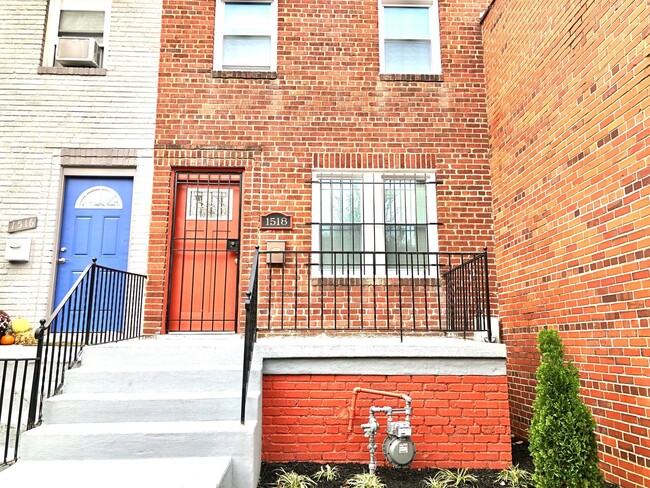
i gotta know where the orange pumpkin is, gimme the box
[0,334,15,345]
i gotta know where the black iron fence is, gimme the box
[33,259,147,419]
[239,247,492,423]
[1,356,38,465]
[251,249,492,341]
[0,260,146,466]
[444,251,492,336]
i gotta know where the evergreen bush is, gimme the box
[529,329,604,487]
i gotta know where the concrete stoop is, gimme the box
[0,335,262,488]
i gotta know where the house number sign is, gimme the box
[261,212,292,230]
[8,217,38,233]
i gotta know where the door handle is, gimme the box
[234,258,239,265]
[58,258,67,264]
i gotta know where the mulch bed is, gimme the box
[258,438,618,487]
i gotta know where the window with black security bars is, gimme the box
[310,172,441,276]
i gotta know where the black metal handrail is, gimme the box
[28,259,147,429]
[251,249,492,341]
[1,356,37,466]
[240,247,260,424]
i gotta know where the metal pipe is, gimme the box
[360,411,379,474]
[348,387,412,431]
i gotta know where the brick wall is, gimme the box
[262,374,511,468]
[481,0,650,485]
[0,1,161,323]
[148,0,498,334]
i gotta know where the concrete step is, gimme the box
[62,365,262,394]
[19,420,256,459]
[81,336,246,368]
[43,389,262,423]
[19,420,260,488]
[0,457,233,488]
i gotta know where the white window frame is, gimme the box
[311,170,439,278]
[213,0,278,72]
[42,0,111,68]
[378,0,442,75]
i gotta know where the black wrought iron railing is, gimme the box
[1,355,38,466]
[241,247,260,424]
[30,260,146,424]
[1,260,146,466]
[249,249,492,341]
[443,250,492,338]
[239,247,491,421]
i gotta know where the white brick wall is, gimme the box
[0,0,162,325]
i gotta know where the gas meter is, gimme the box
[383,420,416,467]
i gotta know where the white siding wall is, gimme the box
[0,0,161,324]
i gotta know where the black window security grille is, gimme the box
[311,173,440,275]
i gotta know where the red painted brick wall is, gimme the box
[146,0,499,334]
[262,374,511,468]
[482,0,650,486]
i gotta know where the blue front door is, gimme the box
[54,177,133,316]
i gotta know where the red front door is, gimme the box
[167,172,241,332]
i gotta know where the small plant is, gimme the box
[312,464,340,482]
[274,468,316,488]
[344,472,386,488]
[420,476,449,488]
[529,329,603,488]
[496,465,532,487]
[433,468,478,487]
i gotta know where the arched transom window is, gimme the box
[75,186,123,209]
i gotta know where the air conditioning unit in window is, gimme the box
[55,37,101,68]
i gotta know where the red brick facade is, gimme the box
[146,0,497,335]
[482,0,650,485]
[263,374,511,468]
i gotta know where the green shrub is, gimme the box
[529,329,603,487]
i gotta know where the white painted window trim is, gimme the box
[378,0,442,75]
[42,0,111,68]
[311,170,439,278]
[213,0,278,72]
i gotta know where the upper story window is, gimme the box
[311,172,439,277]
[42,0,110,69]
[379,0,442,75]
[214,0,277,72]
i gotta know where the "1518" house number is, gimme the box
[261,212,292,229]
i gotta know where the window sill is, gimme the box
[212,70,277,80]
[379,73,443,82]
[37,66,107,76]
